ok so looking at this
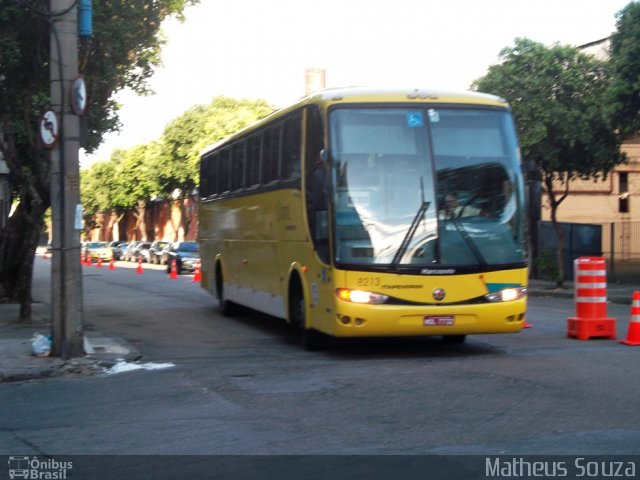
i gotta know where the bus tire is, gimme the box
[215,264,235,316]
[289,277,324,351]
[442,334,466,344]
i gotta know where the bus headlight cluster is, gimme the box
[484,286,528,303]
[336,289,389,304]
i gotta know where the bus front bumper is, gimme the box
[322,298,527,338]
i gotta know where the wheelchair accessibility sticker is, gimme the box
[406,112,424,127]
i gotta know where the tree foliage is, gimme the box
[81,96,274,227]
[159,96,274,195]
[606,1,640,138]
[0,1,53,312]
[472,38,625,284]
[0,0,198,316]
[81,1,198,152]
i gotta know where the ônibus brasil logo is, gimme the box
[8,456,73,480]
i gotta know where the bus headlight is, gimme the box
[336,288,389,304]
[484,286,527,303]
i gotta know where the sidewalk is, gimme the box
[528,278,640,305]
[0,302,140,383]
[0,278,637,383]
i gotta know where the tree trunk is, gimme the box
[135,199,147,241]
[0,127,49,322]
[169,199,182,241]
[550,205,565,287]
[0,199,47,322]
[543,173,570,288]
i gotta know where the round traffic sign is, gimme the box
[38,108,59,149]
[71,75,87,116]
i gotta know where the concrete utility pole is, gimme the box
[49,0,84,358]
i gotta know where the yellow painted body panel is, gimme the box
[199,188,320,317]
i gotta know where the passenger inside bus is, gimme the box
[440,193,460,219]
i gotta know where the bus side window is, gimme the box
[305,105,329,263]
[246,134,261,188]
[231,142,246,191]
[306,106,326,209]
[282,114,302,181]
[263,125,281,183]
[199,154,211,198]
[219,148,231,193]
[210,153,219,194]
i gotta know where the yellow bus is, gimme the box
[198,88,528,349]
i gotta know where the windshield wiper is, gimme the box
[446,216,487,267]
[390,201,430,269]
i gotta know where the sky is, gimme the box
[82,0,632,167]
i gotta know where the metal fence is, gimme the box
[602,222,640,281]
[536,221,640,282]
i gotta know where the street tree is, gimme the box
[0,2,50,315]
[80,159,118,233]
[0,0,198,320]
[157,96,273,239]
[81,96,274,242]
[159,96,274,197]
[606,1,640,139]
[82,142,165,240]
[473,38,625,285]
[118,142,165,241]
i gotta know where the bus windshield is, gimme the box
[329,106,527,270]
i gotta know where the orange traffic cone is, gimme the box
[169,259,178,279]
[96,258,103,268]
[136,257,144,275]
[192,261,201,283]
[109,258,115,270]
[84,254,91,266]
[523,318,533,329]
[620,291,640,346]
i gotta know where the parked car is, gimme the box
[123,241,140,262]
[82,242,113,263]
[138,242,152,262]
[110,241,128,261]
[148,241,170,264]
[164,241,200,274]
[124,241,151,262]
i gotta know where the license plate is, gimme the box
[423,315,455,326]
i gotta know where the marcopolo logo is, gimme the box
[8,456,72,480]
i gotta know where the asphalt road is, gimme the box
[1,257,639,476]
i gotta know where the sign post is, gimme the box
[49,0,84,359]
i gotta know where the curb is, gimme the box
[528,288,633,306]
[0,331,142,384]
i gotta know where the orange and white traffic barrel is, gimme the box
[567,256,616,340]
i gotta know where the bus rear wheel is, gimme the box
[289,282,324,351]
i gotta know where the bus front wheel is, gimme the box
[215,264,235,316]
[289,282,324,351]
